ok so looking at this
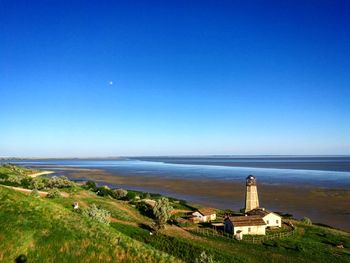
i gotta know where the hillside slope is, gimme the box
[0,187,180,263]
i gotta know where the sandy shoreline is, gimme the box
[64,169,350,231]
[29,171,55,178]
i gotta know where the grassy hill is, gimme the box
[0,187,179,263]
[0,164,350,262]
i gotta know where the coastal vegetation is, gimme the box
[0,164,350,262]
[153,197,173,230]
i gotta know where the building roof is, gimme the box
[197,208,216,216]
[246,208,271,217]
[228,215,266,227]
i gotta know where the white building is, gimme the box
[192,208,216,223]
[224,215,267,235]
[246,208,282,228]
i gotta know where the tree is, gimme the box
[152,197,173,230]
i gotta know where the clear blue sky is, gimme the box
[1,1,350,157]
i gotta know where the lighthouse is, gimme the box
[245,175,259,212]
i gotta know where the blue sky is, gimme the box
[1,1,350,157]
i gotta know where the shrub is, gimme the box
[302,217,312,225]
[46,188,61,199]
[96,186,113,197]
[6,176,22,185]
[153,197,173,230]
[46,176,74,189]
[126,191,137,201]
[29,177,46,190]
[82,204,111,225]
[84,180,97,191]
[113,188,128,199]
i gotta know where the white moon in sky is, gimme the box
[109,81,113,85]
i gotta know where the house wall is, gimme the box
[209,214,216,221]
[233,225,266,235]
[192,212,208,222]
[263,213,282,228]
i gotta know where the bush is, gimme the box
[84,180,97,191]
[46,176,74,189]
[46,188,61,199]
[113,188,128,199]
[96,186,113,197]
[126,191,137,201]
[302,217,312,225]
[6,176,22,185]
[29,177,46,190]
[82,204,111,225]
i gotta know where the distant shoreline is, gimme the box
[64,168,350,231]
[2,156,350,172]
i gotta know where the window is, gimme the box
[248,227,251,232]
[276,220,279,224]
[267,220,269,224]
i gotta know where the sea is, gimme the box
[4,156,350,188]
[2,156,350,230]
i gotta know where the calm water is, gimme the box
[4,156,350,188]
[3,157,350,229]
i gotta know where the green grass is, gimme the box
[111,222,241,263]
[0,187,179,263]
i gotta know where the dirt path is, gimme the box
[0,185,69,197]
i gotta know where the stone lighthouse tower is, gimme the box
[245,175,259,212]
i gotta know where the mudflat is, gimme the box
[66,169,350,231]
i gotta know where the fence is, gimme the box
[190,227,296,243]
[244,229,296,243]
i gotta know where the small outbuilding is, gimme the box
[224,215,267,235]
[192,208,217,223]
[246,208,282,228]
